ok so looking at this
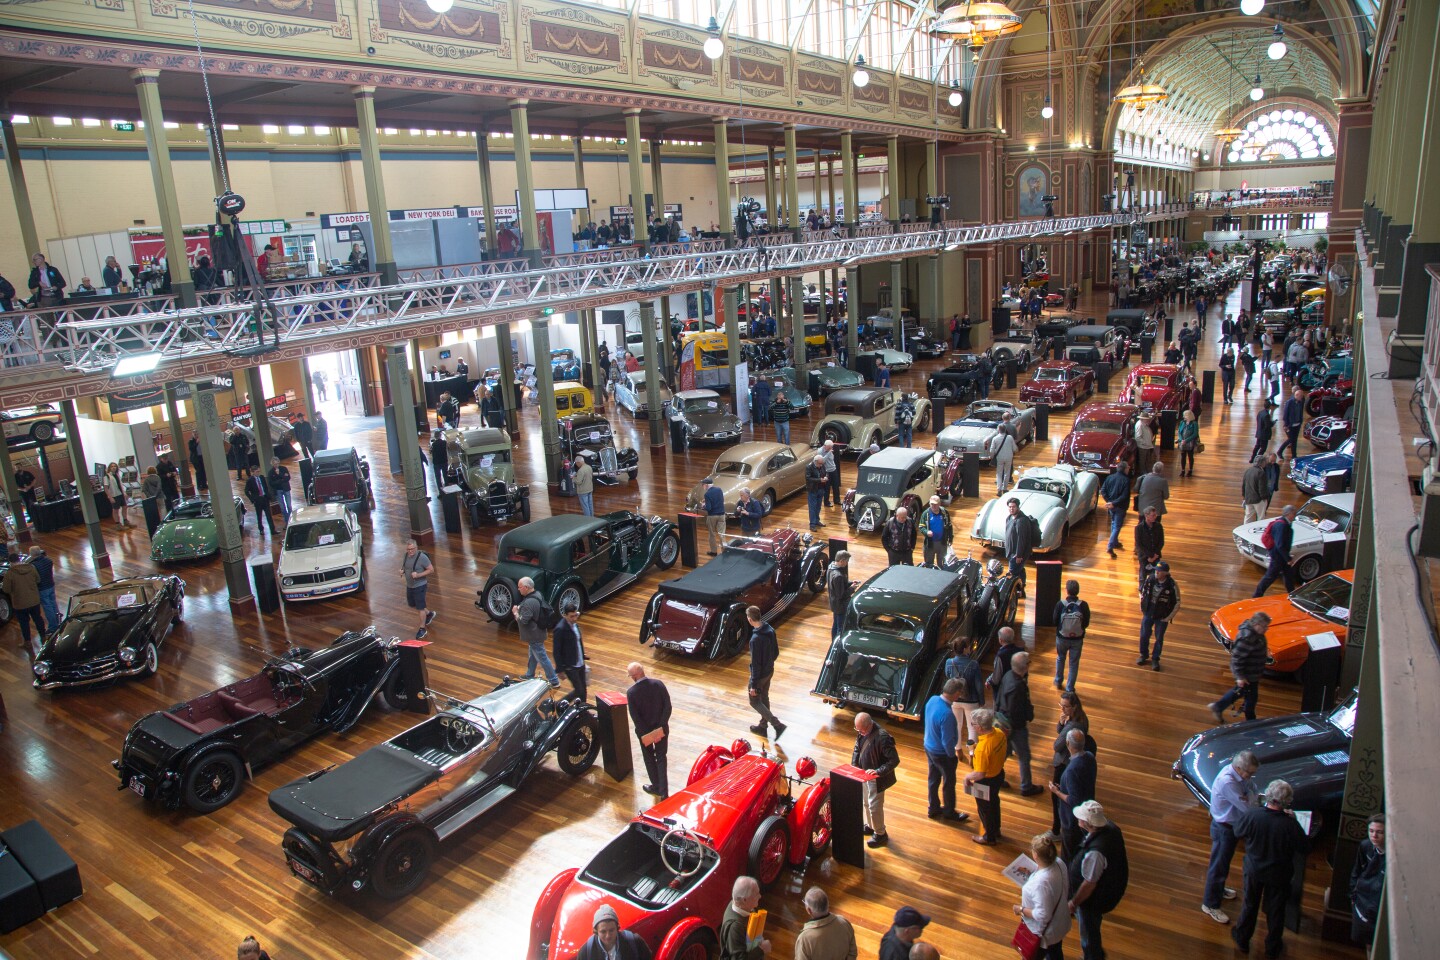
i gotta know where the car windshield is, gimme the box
[166,501,212,520]
[683,397,724,414]
[1035,368,1067,381]
[68,585,153,620]
[713,460,750,477]
[854,611,924,638]
[571,425,613,444]
[1018,477,1069,499]
[1137,374,1173,387]
[464,449,510,469]
[1289,574,1352,620]
[1296,500,1351,533]
[1327,696,1358,737]
[1074,418,1123,434]
[855,467,909,497]
[285,519,352,550]
[1337,437,1357,457]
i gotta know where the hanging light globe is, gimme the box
[1114,59,1168,113]
[929,0,1023,48]
[1249,75,1264,101]
[1041,94,1054,119]
[948,81,964,107]
[852,55,870,88]
[1268,25,1287,60]
[1240,0,1265,15]
[703,16,724,59]
[425,0,454,12]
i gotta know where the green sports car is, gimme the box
[149,497,246,563]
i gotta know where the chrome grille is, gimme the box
[54,654,119,683]
[287,568,352,586]
[600,447,618,473]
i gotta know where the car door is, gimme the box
[574,530,613,590]
[766,448,802,500]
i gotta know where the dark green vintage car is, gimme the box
[477,511,680,622]
[811,562,986,721]
[149,497,246,563]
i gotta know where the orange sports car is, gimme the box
[1210,569,1353,674]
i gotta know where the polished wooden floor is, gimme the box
[0,289,1363,960]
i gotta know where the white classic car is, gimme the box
[1232,492,1354,583]
[969,464,1100,553]
[935,400,1036,461]
[855,347,914,374]
[278,503,364,602]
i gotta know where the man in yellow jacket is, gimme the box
[964,708,1008,845]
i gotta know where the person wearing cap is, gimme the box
[921,496,953,567]
[856,441,882,470]
[1068,800,1130,960]
[702,476,727,556]
[720,875,771,960]
[1231,779,1308,958]
[879,906,929,960]
[793,886,857,960]
[1137,560,1181,670]
[576,903,652,960]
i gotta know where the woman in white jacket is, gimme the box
[1014,833,1072,959]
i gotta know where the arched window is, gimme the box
[1225,107,1334,163]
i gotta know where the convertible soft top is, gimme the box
[268,743,439,842]
[657,549,776,604]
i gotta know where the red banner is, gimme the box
[129,234,214,270]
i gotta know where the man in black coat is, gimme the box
[1134,505,1165,592]
[746,606,785,741]
[187,432,206,491]
[292,413,315,459]
[1232,779,1309,958]
[853,712,901,848]
[429,430,449,493]
[552,605,587,702]
[156,453,180,511]
[1068,801,1129,960]
[313,411,330,451]
[228,425,251,481]
[996,651,1041,796]
[881,506,917,566]
[825,550,854,638]
[626,662,672,799]
[242,467,277,534]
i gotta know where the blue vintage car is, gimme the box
[551,348,583,383]
[1289,435,1355,495]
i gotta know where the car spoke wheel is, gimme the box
[808,795,833,854]
[183,750,243,813]
[805,554,828,593]
[370,829,436,900]
[484,579,516,620]
[656,532,680,570]
[380,668,412,711]
[138,642,160,678]
[819,424,848,446]
[556,712,601,775]
[172,595,184,624]
[0,594,12,623]
[747,816,791,887]
[555,585,585,618]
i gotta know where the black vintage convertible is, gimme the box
[32,576,185,691]
[113,628,404,813]
[270,677,600,900]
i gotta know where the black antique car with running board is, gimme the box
[113,628,404,814]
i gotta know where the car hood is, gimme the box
[814,368,864,385]
[936,423,996,451]
[151,518,218,555]
[464,463,515,489]
[1177,713,1348,807]
[1066,432,1126,459]
[1292,450,1352,474]
[1233,519,1326,551]
[279,542,359,575]
[40,615,135,664]
[685,412,742,433]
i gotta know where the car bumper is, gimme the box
[35,661,150,690]
[281,577,361,601]
[812,686,914,719]
[689,432,742,444]
[1211,622,1234,649]
[1233,534,1268,567]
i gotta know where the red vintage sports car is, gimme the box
[1304,414,1354,451]
[1119,363,1191,415]
[529,740,831,960]
[1019,360,1095,408]
[640,531,829,659]
[1057,401,1140,474]
[1306,378,1354,418]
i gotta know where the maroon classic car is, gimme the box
[640,530,829,659]
[1119,363,1191,415]
[1057,401,1140,474]
[528,739,831,960]
[1304,414,1354,451]
[1306,378,1354,418]
[1019,360,1095,408]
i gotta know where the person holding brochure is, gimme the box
[719,876,770,960]
[626,663,672,800]
[964,709,1007,845]
[1013,834,1072,959]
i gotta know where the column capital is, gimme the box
[784,122,797,131]
[351,84,377,98]
[509,98,530,109]
[129,67,161,84]
[624,107,643,117]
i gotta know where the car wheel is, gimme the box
[354,566,366,595]
[805,553,828,594]
[483,578,518,621]
[138,642,160,678]
[818,423,850,447]
[747,815,791,887]
[28,420,56,444]
[380,668,413,712]
[655,531,680,570]
[719,610,749,659]
[1295,554,1322,582]
[171,594,184,625]
[555,584,585,618]
[807,793,833,855]
[555,711,601,775]
[760,489,776,514]
[182,749,245,813]
[916,407,931,432]
[0,593,10,624]
[663,928,718,960]
[369,828,436,900]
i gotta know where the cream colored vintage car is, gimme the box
[684,441,815,514]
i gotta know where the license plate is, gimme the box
[288,858,319,883]
[847,690,888,708]
[129,777,147,797]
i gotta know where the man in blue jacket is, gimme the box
[1274,387,1306,459]
[702,476,727,556]
[922,678,970,823]
[746,606,785,741]
[1252,505,1299,597]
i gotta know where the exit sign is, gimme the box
[112,121,136,132]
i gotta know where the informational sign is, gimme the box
[517,189,590,212]
[389,207,457,221]
[237,221,289,236]
[104,375,234,415]
[230,394,293,418]
[461,205,520,221]
[321,212,371,228]
[128,233,213,270]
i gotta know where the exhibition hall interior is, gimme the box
[0,0,1435,956]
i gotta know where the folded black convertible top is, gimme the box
[268,743,439,841]
[656,548,776,604]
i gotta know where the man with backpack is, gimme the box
[402,539,436,640]
[895,397,914,447]
[1252,506,1299,597]
[1053,580,1091,692]
[945,641,985,760]
[1137,561,1181,670]
[514,577,560,687]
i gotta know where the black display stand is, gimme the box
[141,496,163,538]
[1005,361,1017,390]
[669,416,687,452]
[249,557,280,613]
[1034,403,1050,442]
[0,844,43,933]
[1159,409,1178,451]
[1298,635,1344,712]
[677,512,701,568]
[827,535,849,563]
[930,398,946,433]
[1201,370,1217,405]
[1,819,83,915]
[298,457,314,502]
[1034,560,1062,629]
[397,639,433,714]
[1140,335,1155,364]
[829,765,873,868]
[1164,316,1175,343]
[1096,362,1112,394]
[440,484,462,534]
[961,452,981,500]
[991,306,1012,333]
[596,691,634,782]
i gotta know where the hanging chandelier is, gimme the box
[1213,125,1244,144]
[1114,59,1169,113]
[929,0,1023,49]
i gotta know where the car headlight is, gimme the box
[343,567,356,577]
[282,577,295,586]
[118,646,139,665]
[33,661,51,679]
[685,424,697,434]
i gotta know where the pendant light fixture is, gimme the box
[948,81,964,107]
[703,16,724,59]
[929,0,1023,50]
[1249,72,1264,101]
[1113,9,1167,113]
[425,0,454,12]
[1267,24,1287,60]
[852,54,870,88]
[1240,0,1265,15]
[1040,0,1054,119]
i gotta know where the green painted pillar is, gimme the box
[724,287,741,398]
[59,400,110,578]
[131,69,196,308]
[764,146,779,228]
[0,117,40,260]
[624,108,649,253]
[243,367,274,475]
[650,139,666,231]
[926,139,941,337]
[572,134,590,229]
[510,100,543,267]
[890,260,904,337]
[584,309,606,398]
[531,318,562,484]
[190,379,251,605]
[886,134,902,230]
[163,383,193,497]
[660,295,676,378]
[640,299,666,449]
[476,130,500,257]
[714,118,733,245]
[384,344,434,542]
[784,124,802,242]
[0,442,31,543]
[352,86,397,284]
[298,357,320,425]
[495,322,520,434]
[789,276,806,367]
[841,130,858,236]
[846,266,861,368]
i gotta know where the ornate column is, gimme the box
[624,108,649,253]
[845,266,861,369]
[530,318,562,483]
[886,134,902,229]
[353,85,397,283]
[131,69,195,307]
[639,299,666,448]
[0,117,39,259]
[384,344,434,541]
[714,118,733,244]
[59,401,109,576]
[649,138,666,229]
[1393,0,1440,335]
[190,378,250,604]
[162,384,193,497]
[243,368,273,474]
[841,130,858,235]
[475,129,500,256]
[723,287,741,398]
[784,124,802,242]
[510,99,543,267]
[572,132,589,229]
[494,323,520,434]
